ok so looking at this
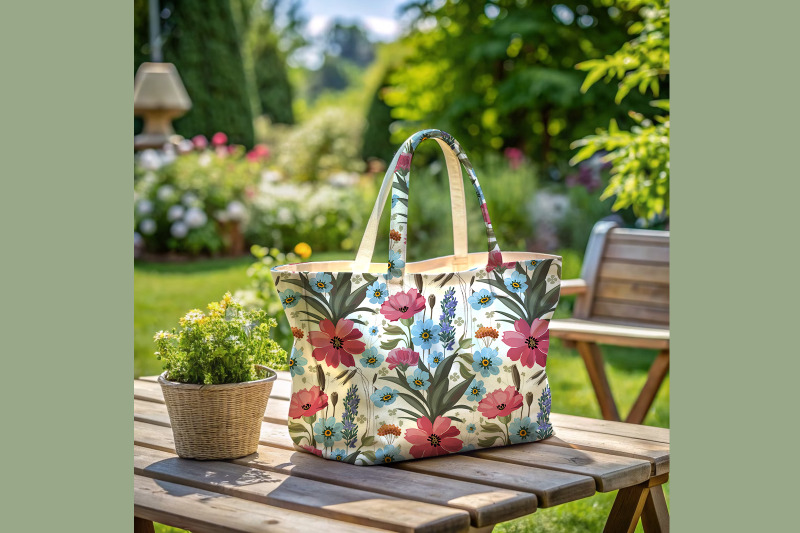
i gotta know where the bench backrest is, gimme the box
[575,221,669,327]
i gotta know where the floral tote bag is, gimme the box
[273,129,561,465]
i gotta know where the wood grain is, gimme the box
[602,483,649,533]
[548,319,669,350]
[469,442,651,492]
[133,418,537,528]
[135,445,470,533]
[134,474,389,533]
[549,413,669,444]
[625,351,670,425]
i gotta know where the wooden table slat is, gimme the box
[134,419,537,528]
[540,428,670,476]
[134,474,390,533]
[469,441,651,492]
[550,413,670,444]
[135,445,470,533]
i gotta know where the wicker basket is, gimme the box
[158,365,277,460]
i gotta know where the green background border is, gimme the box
[3,1,798,530]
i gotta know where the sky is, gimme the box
[300,0,408,42]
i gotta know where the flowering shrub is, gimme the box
[134,138,263,255]
[154,292,286,385]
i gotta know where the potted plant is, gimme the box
[153,292,286,460]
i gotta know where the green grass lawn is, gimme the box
[134,252,668,533]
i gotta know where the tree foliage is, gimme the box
[160,0,255,146]
[384,0,650,164]
[571,0,669,222]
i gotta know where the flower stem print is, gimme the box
[341,384,360,448]
[438,287,457,352]
[535,385,554,439]
[280,272,379,326]
[476,259,560,324]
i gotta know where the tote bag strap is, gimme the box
[355,134,469,270]
[353,129,504,276]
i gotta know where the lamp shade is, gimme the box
[134,62,191,112]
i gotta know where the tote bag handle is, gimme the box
[353,129,504,276]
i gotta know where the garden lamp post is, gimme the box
[134,63,192,149]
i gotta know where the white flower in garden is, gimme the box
[161,145,176,166]
[215,210,230,223]
[136,199,154,216]
[154,330,170,340]
[177,139,194,154]
[182,192,199,207]
[184,207,208,229]
[226,200,247,221]
[142,172,157,186]
[277,207,292,224]
[140,218,157,235]
[167,204,185,222]
[170,221,189,238]
[198,152,212,168]
[261,170,281,183]
[157,185,176,202]
[139,149,161,171]
[134,232,143,247]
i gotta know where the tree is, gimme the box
[159,0,255,146]
[571,0,669,222]
[384,0,651,165]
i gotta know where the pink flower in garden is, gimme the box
[380,289,426,321]
[396,153,413,171]
[192,135,208,150]
[289,386,328,419]
[385,348,420,370]
[212,132,228,146]
[308,318,365,368]
[247,144,270,162]
[477,385,524,419]
[405,416,463,458]
[504,147,524,170]
[301,445,323,457]
[502,319,550,368]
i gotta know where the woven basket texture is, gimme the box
[158,365,277,460]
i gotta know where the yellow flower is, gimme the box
[180,309,206,326]
[294,242,312,260]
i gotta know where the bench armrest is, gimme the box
[559,278,588,296]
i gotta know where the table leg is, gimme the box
[575,341,620,421]
[626,350,669,424]
[641,484,669,533]
[603,484,649,533]
[134,516,155,533]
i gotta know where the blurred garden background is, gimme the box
[134,0,669,530]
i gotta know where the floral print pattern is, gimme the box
[274,129,561,465]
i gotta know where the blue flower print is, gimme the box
[411,319,441,349]
[468,289,495,310]
[279,289,301,308]
[375,445,405,464]
[386,250,405,279]
[368,326,379,337]
[370,386,399,407]
[310,272,333,293]
[504,271,528,293]
[288,347,307,377]
[472,347,501,377]
[313,417,343,447]
[407,369,431,391]
[465,379,486,401]
[462,443,476,452]
[526,259,540,271]
[428,351,444,368]
[467,423,477,433]
[509,417,536,444]
[391,194,400,208]
[330,448,348,461]
[367,281,389,304]
[360,347,384,368]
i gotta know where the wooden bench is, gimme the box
[550,220,669,423]
[134,371,670,532]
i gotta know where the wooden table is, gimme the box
[134,373,669,533]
